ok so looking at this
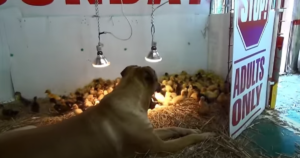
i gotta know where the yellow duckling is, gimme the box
[103,90,108,95]
[198,96,210,115]
[162,80,168,86]
[98,94,104,101]
[170,88,188,105]
[167,80,173,86]
[107,86,114,93]
[165,85,174,92]
[154,92,165,104]
[205,89,220,100]
[45,90,61,100]
[187,85,193,97]
[72,104,83,115]
[190,90,199,101]
[163,92,172,106]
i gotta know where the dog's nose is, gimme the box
[155,83,162,92]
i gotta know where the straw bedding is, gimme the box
[0,97,282,158]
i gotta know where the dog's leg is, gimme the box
[148,132,215,154]
[154,127,200,140]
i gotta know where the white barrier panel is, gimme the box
[207,13,230,79]
[229,0,275,138]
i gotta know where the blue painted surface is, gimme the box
[276,75,300,126]
[242,119,300,157]
[240,75,300,157]
[286,110,300,123]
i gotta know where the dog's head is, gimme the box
[121,65,161,93]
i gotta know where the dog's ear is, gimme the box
[120,65,138,77]
[142,66,158,86]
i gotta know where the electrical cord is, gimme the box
[150,0,169,45]
[94,0,132,42]
[151,0,155,45]
[153,1,169,13]
[95,0,168,42]
[103,0,133,41]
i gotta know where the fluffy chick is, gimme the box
[72,104,83,115]
[170,88,188,105]
[198,96,210,115]
[0,104,19,118]
[163,92,172,106]
[45,90,61,100]
[14,92,31,107]
[154,92,165,104]
[49,98,70,115]
[31,96,40,113]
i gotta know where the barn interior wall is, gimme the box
[0,1,217,99]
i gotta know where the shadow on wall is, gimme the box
[1,8,210,99]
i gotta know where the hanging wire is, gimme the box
[95,0,101,43]
[153,1,169,14]
[94,0,133,41]
[150,0,169,45]
[104,0,133,41]
[151,0,155,45]
[94,0,168,43]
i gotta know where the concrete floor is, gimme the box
[244,74,300,157]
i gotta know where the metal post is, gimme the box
[266,0,283,109]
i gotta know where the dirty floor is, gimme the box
[276,74,300,125]
[243,74,300,157]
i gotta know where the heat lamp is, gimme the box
[92,43,110,68]
[92,0,110,68]
[145,42,162,63]
[145,0,162,63]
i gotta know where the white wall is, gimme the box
[0,1,211,99]
[207,13,231,79]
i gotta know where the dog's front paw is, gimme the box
[188,129,201,134]
[198,132,216,139]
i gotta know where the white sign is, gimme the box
[230,0,275,138]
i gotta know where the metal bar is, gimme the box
[226,0,233,83]
[266,0,281,109]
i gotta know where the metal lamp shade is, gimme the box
[145,46,162,63]
[92,52,110,68]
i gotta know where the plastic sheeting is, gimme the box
[0,7,22,102]
[286,20,300,73]
[0,21,14,102]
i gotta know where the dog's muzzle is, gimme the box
[149,98,156,110]
[155,83,162,92]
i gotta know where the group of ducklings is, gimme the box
[0,92,39,119]
[45,78,121,116]
[45,69,230,116]
[152,69,231,114]
[1,69,230,118]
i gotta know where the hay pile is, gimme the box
[0,98,272,158]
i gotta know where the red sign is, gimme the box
[237,0,270,50]
[0,0,201,6]
[0,0,6,5]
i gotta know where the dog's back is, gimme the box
[0,108,122,158]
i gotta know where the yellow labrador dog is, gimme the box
[0,65,215,158]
